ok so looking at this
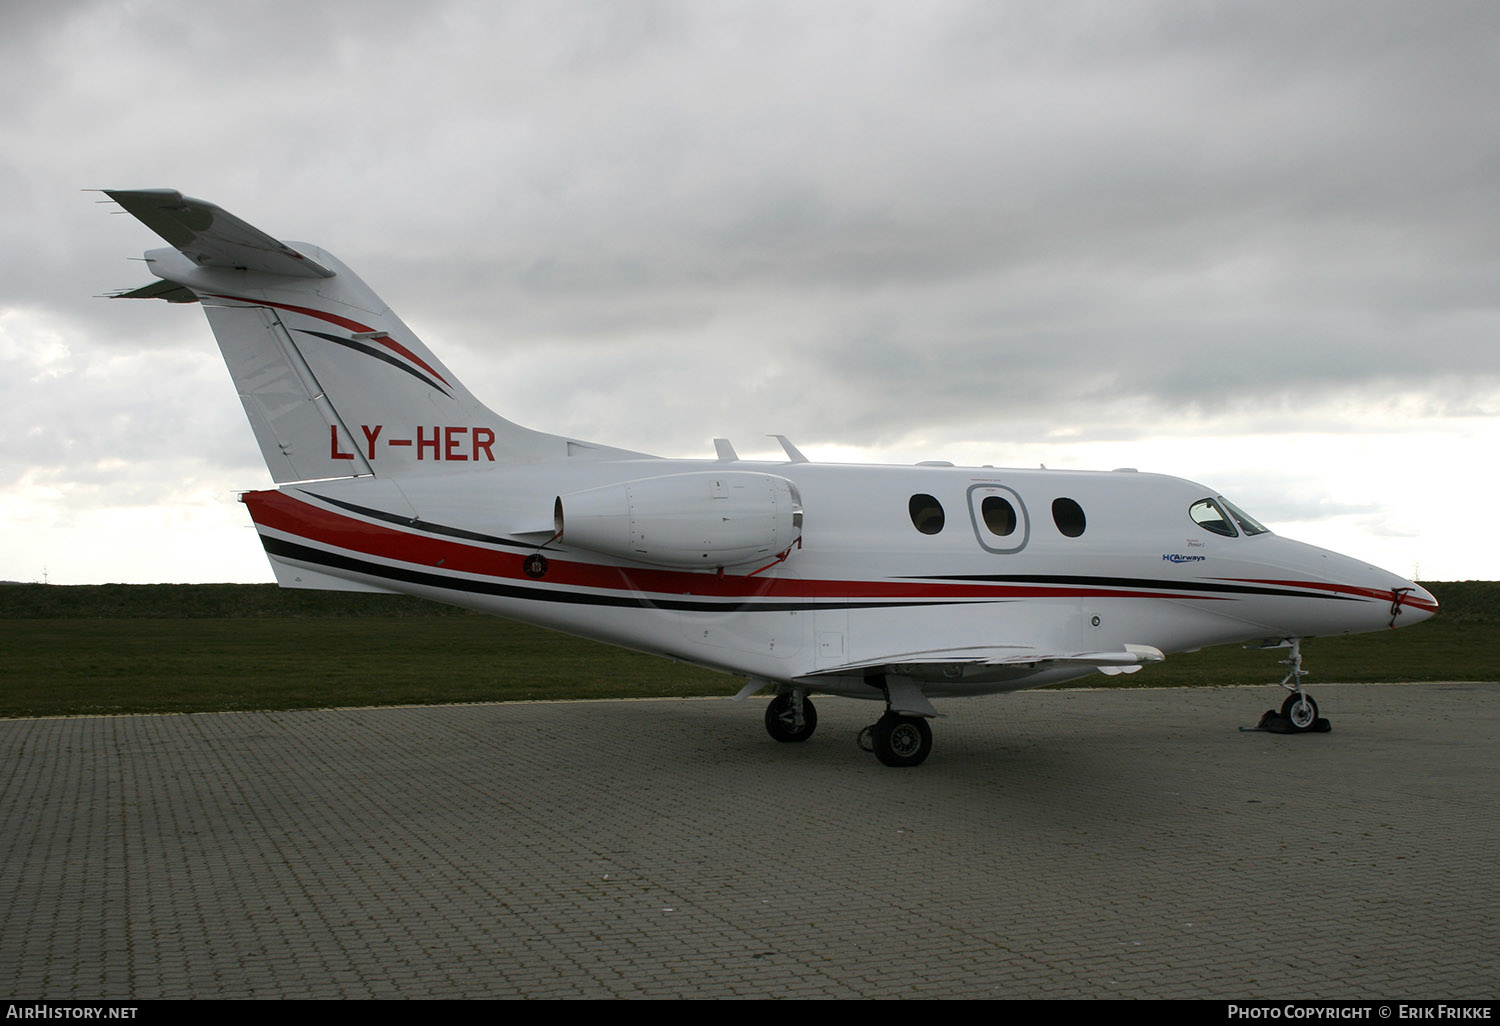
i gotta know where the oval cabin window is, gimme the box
[909,494,946,535]
[1051,497,1086,538]
[981,495,1017,537]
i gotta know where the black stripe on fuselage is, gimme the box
[916,574,1366,602]
[299,491,533,549]
[260,535,974,614]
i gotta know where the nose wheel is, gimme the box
[1280,691,1320,731]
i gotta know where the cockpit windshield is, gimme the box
[1188,496,1271,538]
[1220,497,1270,536]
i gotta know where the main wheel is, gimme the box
[871,712,932,768]
[765,693,818,742]
[1281,692,1319,732]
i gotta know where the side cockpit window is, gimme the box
[1190,498,1237,537]
[1189,496,1272,538]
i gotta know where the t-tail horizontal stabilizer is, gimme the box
[104,189,334,277]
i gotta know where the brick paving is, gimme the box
[1,683,1495,999]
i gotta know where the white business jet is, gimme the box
[104,190,1438,766]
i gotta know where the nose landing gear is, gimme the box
[1243,637,1330,734]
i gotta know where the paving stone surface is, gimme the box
[1,683,1495,999]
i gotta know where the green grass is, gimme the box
[1,582,1493,718]
[0,582,476,619]
[0,615,716,718]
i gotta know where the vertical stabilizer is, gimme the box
[106,189,644,482]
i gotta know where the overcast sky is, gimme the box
[3,0,1497,585]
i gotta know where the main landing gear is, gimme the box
[761,685,937,767]
[856,674,937,767]
[857,713,934,768]
[764,691,817,743]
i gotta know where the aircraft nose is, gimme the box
[1391,581,1439,627]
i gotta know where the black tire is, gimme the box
[765,693,817,742]
[1280,692,1319,732]
[871,712,932,768]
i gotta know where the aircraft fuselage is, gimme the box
[244,458,1436,699]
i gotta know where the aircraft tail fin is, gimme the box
[106,189,643,483]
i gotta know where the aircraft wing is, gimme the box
[104,189,334,278]
[1040,645,1167,675]
[801,644,1166,679]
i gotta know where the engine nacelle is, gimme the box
[555,471,803,570]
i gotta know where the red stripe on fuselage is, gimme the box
[1217,577,1438,612]
[243,489,1233,604]
[207,293,451,387]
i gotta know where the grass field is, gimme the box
[1,581,1493,718]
